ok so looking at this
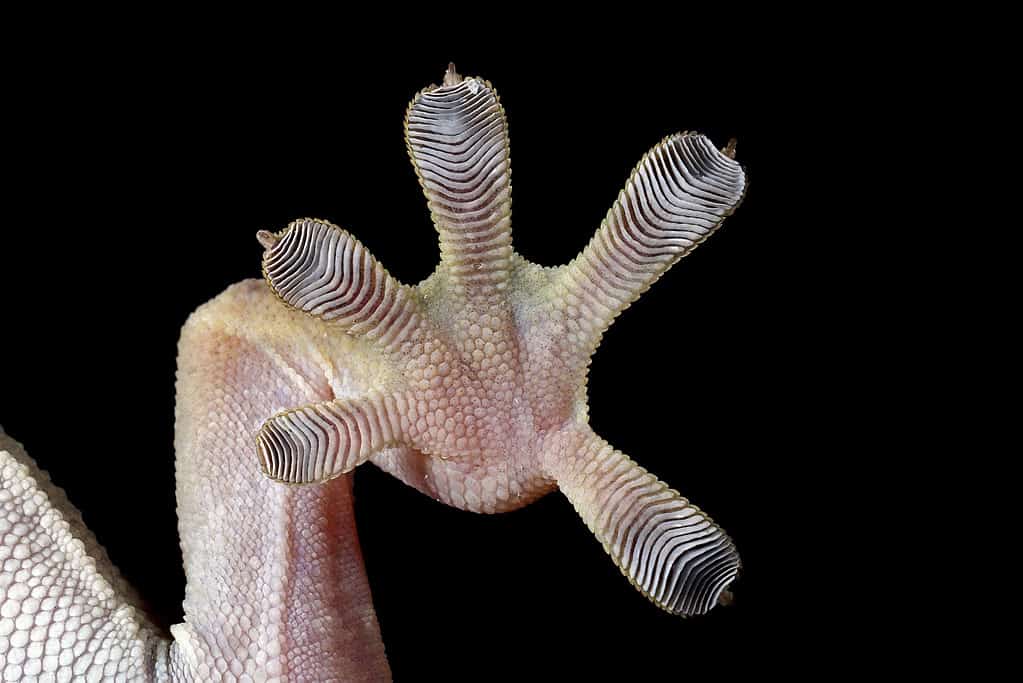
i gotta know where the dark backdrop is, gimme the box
[3,44,816,680]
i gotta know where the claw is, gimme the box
[256,229,280,250]
[443,62,462,86]
[722,137,738,159]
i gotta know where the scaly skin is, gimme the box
[0,64,745,680]
[255,64,746,614]
[0,283,392,681]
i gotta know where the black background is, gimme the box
[2,38,824,681]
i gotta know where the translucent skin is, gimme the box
[254,66,745,619]
[0,282,392,681]
[173,281,391,681]
[369,255,580,514]
[0,65,745,681]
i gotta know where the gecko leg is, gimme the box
[252,66,747,619]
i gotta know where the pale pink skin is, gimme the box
[172,281,392,680]
[0,66,744,681]
[0,283,394,681]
